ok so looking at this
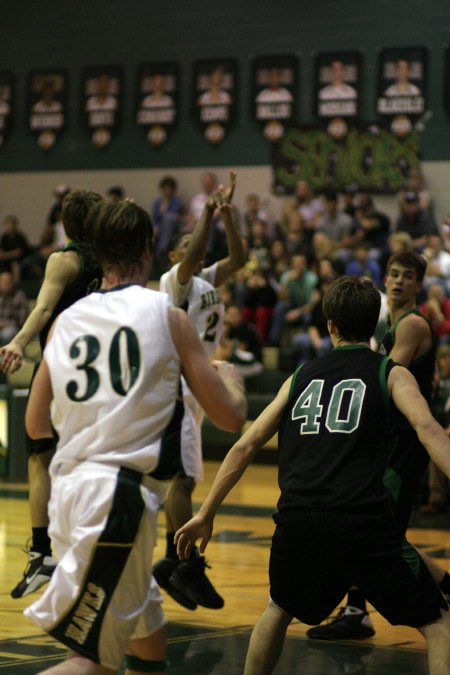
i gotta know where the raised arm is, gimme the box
[177,171,238,286]
[389,365,450,477]
[214,202,247,287]
[0,251,79,372]
[177,198,216,285]
[175,376,292,558]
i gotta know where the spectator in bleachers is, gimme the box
[379,231,413,277]
[353,193,390,256]
[290,274,334,366]
[268,252,318,345]
[398,167,433,216]
[241,266,278,343]
[421,344,450,514]
[0,215,31,281]
[0,271,29,346]
[247,219,272,271]
[316,189,355,260]
[224,303,263,363]
[268,238,290,283]
[22,217,65,281]
[316,256,341,279]
[218,280,236,308]
[341,183,359,218]
[280,210,306,256]
[46,184,70,227]
[295,179,324,234]
[345,243,382,286]
[311,232,345,275]
[395,191,438,251]
[244,193,270,237]
[420,283,450,343]
[107,185,125,202]
[422,235,450,295]
[151,175,185,264]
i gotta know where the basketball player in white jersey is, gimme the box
[154,172,247,610]
[23,198,247,675]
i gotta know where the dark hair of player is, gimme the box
[322,275,381,342]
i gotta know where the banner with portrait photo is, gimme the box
[315,51,361,138]
[0,72,13,148]
[136,63,178,147]
[376,47,427,138]
[28,70,66,151]
[253,55,297,143]
[193,59,236,145]
[83,66,122,149]
[272,125,420,195]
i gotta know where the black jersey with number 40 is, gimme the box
[277,346,396,514]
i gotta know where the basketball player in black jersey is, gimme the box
[0,189,102,599]
[175,276,450,675]
[308,251,450,640]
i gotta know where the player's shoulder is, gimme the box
[46,248,80,276]
[399,310,429,331]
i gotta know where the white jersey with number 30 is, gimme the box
[44,284,181,475]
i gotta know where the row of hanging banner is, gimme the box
[0,47,439,152]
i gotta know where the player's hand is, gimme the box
[214,171,237,210]
[175,514,213,559]
[224,170,237,203]
[0,341,24,373]
[212,359,245,389]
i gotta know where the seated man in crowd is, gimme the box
[268,252,318,346]
[0,271,29,346]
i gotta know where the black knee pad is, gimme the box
[27,436,55,456]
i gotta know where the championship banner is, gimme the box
[253,55,297,142]
[193,59,236,145]
[0,72,13,148]
[315,51,361,137]
[376,47,427,138]
[28,70,66,151]
[82,66,122,149]
[136,63,178,147]
[272,126,420,195]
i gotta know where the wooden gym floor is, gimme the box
[0,461,449,674]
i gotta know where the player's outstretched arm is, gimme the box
[175,376,291,559]
[0,251,78,372]
[389,365,450,478]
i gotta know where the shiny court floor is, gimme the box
[1,462,449,674]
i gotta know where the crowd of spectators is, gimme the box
[2,169,449,361]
